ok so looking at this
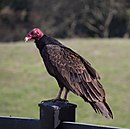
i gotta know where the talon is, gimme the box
[52,98,62,102]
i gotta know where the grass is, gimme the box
[0,38,130,128]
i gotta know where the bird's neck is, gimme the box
[35,34,63,48]
[35,35,47,50]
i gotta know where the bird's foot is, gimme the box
[40,98,68,104]
[52,98,61,102]
[40,98,62,103]
[52,98,68,102]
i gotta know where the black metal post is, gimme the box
[39,100,77,129]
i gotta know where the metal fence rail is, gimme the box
[0,117,125,129]
[61,122,123,129]
[0,116,39,129]
[0,100,126,129]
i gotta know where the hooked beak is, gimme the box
[25,35,32,42]
[25,37,29,42]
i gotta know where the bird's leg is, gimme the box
[63,88,69,100]
[53,87,63,101]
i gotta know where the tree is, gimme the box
[0,0,31,41]
[30,0,128,38]
[0,0,129,41]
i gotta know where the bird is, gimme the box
[25,28,113,118]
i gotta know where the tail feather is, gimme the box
[90,101,113,119]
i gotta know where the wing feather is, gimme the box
[44,44,113,118]
[45,44,105,102]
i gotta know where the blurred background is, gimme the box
[0,0,130,41]
[0,0,130,128]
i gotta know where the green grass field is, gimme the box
[0,39,130,128]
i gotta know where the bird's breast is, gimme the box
[41,48,56,77]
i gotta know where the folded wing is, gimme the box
[45,44,113,118]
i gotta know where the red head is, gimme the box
[25,28,44,42]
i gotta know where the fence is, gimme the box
[0,100,125,129]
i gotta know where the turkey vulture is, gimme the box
[25,28,113,118]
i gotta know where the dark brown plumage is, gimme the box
[25,28,113,118]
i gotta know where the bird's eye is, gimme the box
[31,32,34,35]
